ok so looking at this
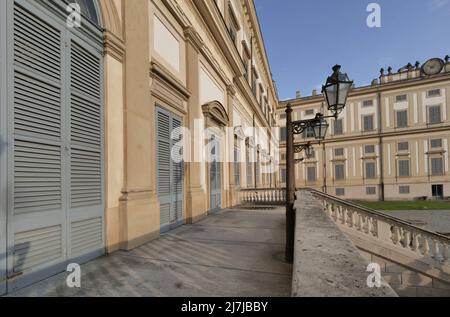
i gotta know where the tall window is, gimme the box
[336,188,345,196]
[280,126,287,142]
[363,115,374,131]
[255,151,260,186]
[242,42,250,82]
[428,105,442,124]
[234,137,240,188]
[398,160,410,177]
[396,110,408,128]
[335,164,345,180]
[334,119,343,135]
[307,166,317,182]
[281,168,287,183]
[365,162,376,179]
[246,144,253,187]
[431,157,444,176]
[227,2,239,46]
[259,85,264,106]
[251,68,258,97]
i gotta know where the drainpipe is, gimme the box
[253,114,257,189]
[377,91,385,201]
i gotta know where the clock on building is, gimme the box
[421,58,445,76]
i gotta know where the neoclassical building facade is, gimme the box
[277,58,450,202]
[0,0,279,293]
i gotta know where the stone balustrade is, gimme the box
[239,188,286,205]
[310,189,450,266]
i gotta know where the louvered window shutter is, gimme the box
[11,2,65,283]
[68,37,104,260]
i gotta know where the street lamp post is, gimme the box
[284,65,353,263]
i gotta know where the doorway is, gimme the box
[432,185,444,200]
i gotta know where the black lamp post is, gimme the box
[284,65,353,263]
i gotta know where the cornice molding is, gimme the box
[281,72,450,108]
[184,26,203,53]
[150,60,191,100]
[279,125,450,148]
[103,30,125,62]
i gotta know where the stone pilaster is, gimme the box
[118,0,160,250]
[227,84,237,207]
[184,27,208,223]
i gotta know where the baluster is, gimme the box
[432,240,440,259]
[392,227,401,245]
[367,217,373,235]
[443,244,449,263]
[411,233,420,252]
[351,211,358,228]
[371,218,378,237]
[422,237,430,256]
[327,203,333,217]
[332,204,338,221]
[343,208,348,226]
[403,230,411,249]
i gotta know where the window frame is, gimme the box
[396,110,408,128]
[398,159,411,178]
[365,161,377,179]
[427,105,442,125]
[363,114,375,131]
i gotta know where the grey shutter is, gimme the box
[157,109,171,231]
[234,146,240,187]
[172,117,183,225]
[68,35,104,262]
[246,146,252,186]
[156,107,184,232]
[9,1,66,289]
[255,152,260,186]
[7,0,105,291]
[0,0,7,296]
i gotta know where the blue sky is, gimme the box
[255,0,450,101]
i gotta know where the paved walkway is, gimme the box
[9,207,292,297]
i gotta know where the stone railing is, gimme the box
[308,189,450,265]
[239,188,286,205]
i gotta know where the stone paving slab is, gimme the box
[8,208,292,297]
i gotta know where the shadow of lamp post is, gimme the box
[285,65,353,263]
